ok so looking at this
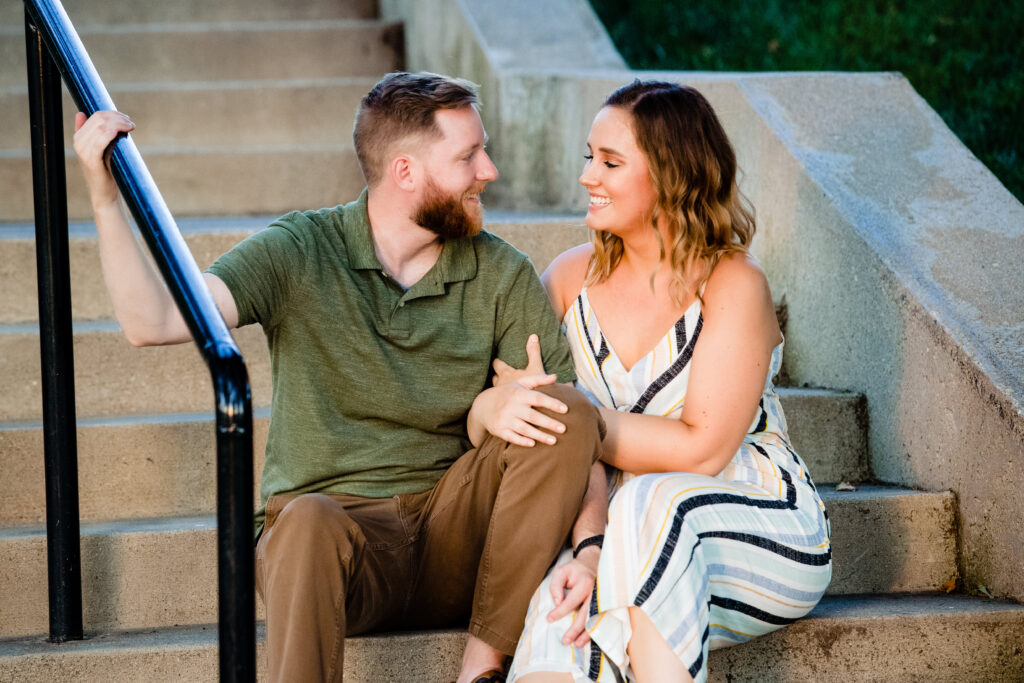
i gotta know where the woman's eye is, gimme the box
[604,161,619,168]
[583,154,594,161]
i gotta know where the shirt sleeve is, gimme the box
[496,257,577,384]
[205,213,313,330]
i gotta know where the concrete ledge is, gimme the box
[0,487,954,639]
[2,595,1022,682]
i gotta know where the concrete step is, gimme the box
[0,77,378,150]
[0,389,867,526]
[2,594,1021,681]
[0,217,589,323]
[0,320,273,421]
[0,145,365,221]
[1,20,403,89]
[0,486,955,639]
[0,410,269,526]
[1,0,377,26]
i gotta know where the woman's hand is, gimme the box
[547,547,600,647]
[492,333,548,387]
[467,373,566,447]
[72,111,134,210]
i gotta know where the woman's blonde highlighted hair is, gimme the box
[586,80,756,304]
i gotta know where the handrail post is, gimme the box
[24,6,83,644]
[213,358,255,681]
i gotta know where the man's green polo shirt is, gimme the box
[208,190,575,530]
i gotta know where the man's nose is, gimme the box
[478,152,499,181]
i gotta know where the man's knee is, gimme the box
[264,493,361,563]
[535,383,606,456]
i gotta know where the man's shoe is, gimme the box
[470,670,506,683]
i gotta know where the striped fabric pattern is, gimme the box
[508,289,831,683]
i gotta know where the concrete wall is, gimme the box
[383,0,1024,601]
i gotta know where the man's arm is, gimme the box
[73,111,239,346]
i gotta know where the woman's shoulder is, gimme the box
[703,251,776,322]
[541,242,593,318]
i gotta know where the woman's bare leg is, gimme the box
[517,674,574,683]
[627,606,694,683]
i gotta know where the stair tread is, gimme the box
[2,18,397,37]
[0,385,861,424]
[1,593,1020,652]
[0,484,948,537]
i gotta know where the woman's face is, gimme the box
[579,106,658,236]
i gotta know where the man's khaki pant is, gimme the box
[255,384,604,682]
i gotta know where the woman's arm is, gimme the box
[600,254,781,476]
[545,461,609,647]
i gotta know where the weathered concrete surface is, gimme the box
[384,0,1024,602]
[0,487,953,639]
[3,596,1022,681]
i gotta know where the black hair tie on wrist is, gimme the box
[573,534,604,558]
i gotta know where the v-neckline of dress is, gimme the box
[578,287,701,374]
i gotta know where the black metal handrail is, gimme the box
[23,0,255,679]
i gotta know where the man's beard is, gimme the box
[413,178,484,240]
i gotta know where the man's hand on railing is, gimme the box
[70,110,240,347]
[73,110,133,211]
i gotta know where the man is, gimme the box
[73,72,603,682]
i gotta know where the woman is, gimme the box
[504,81,832,682]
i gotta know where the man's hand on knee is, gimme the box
[468,376,568,447]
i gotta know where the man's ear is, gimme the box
[389,154,418,192]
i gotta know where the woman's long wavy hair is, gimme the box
[586,80,756,305]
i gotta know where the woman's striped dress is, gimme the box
[508,289,832,683]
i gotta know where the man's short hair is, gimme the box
[354,71,481,187]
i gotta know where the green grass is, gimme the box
[590,0,1023,202]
